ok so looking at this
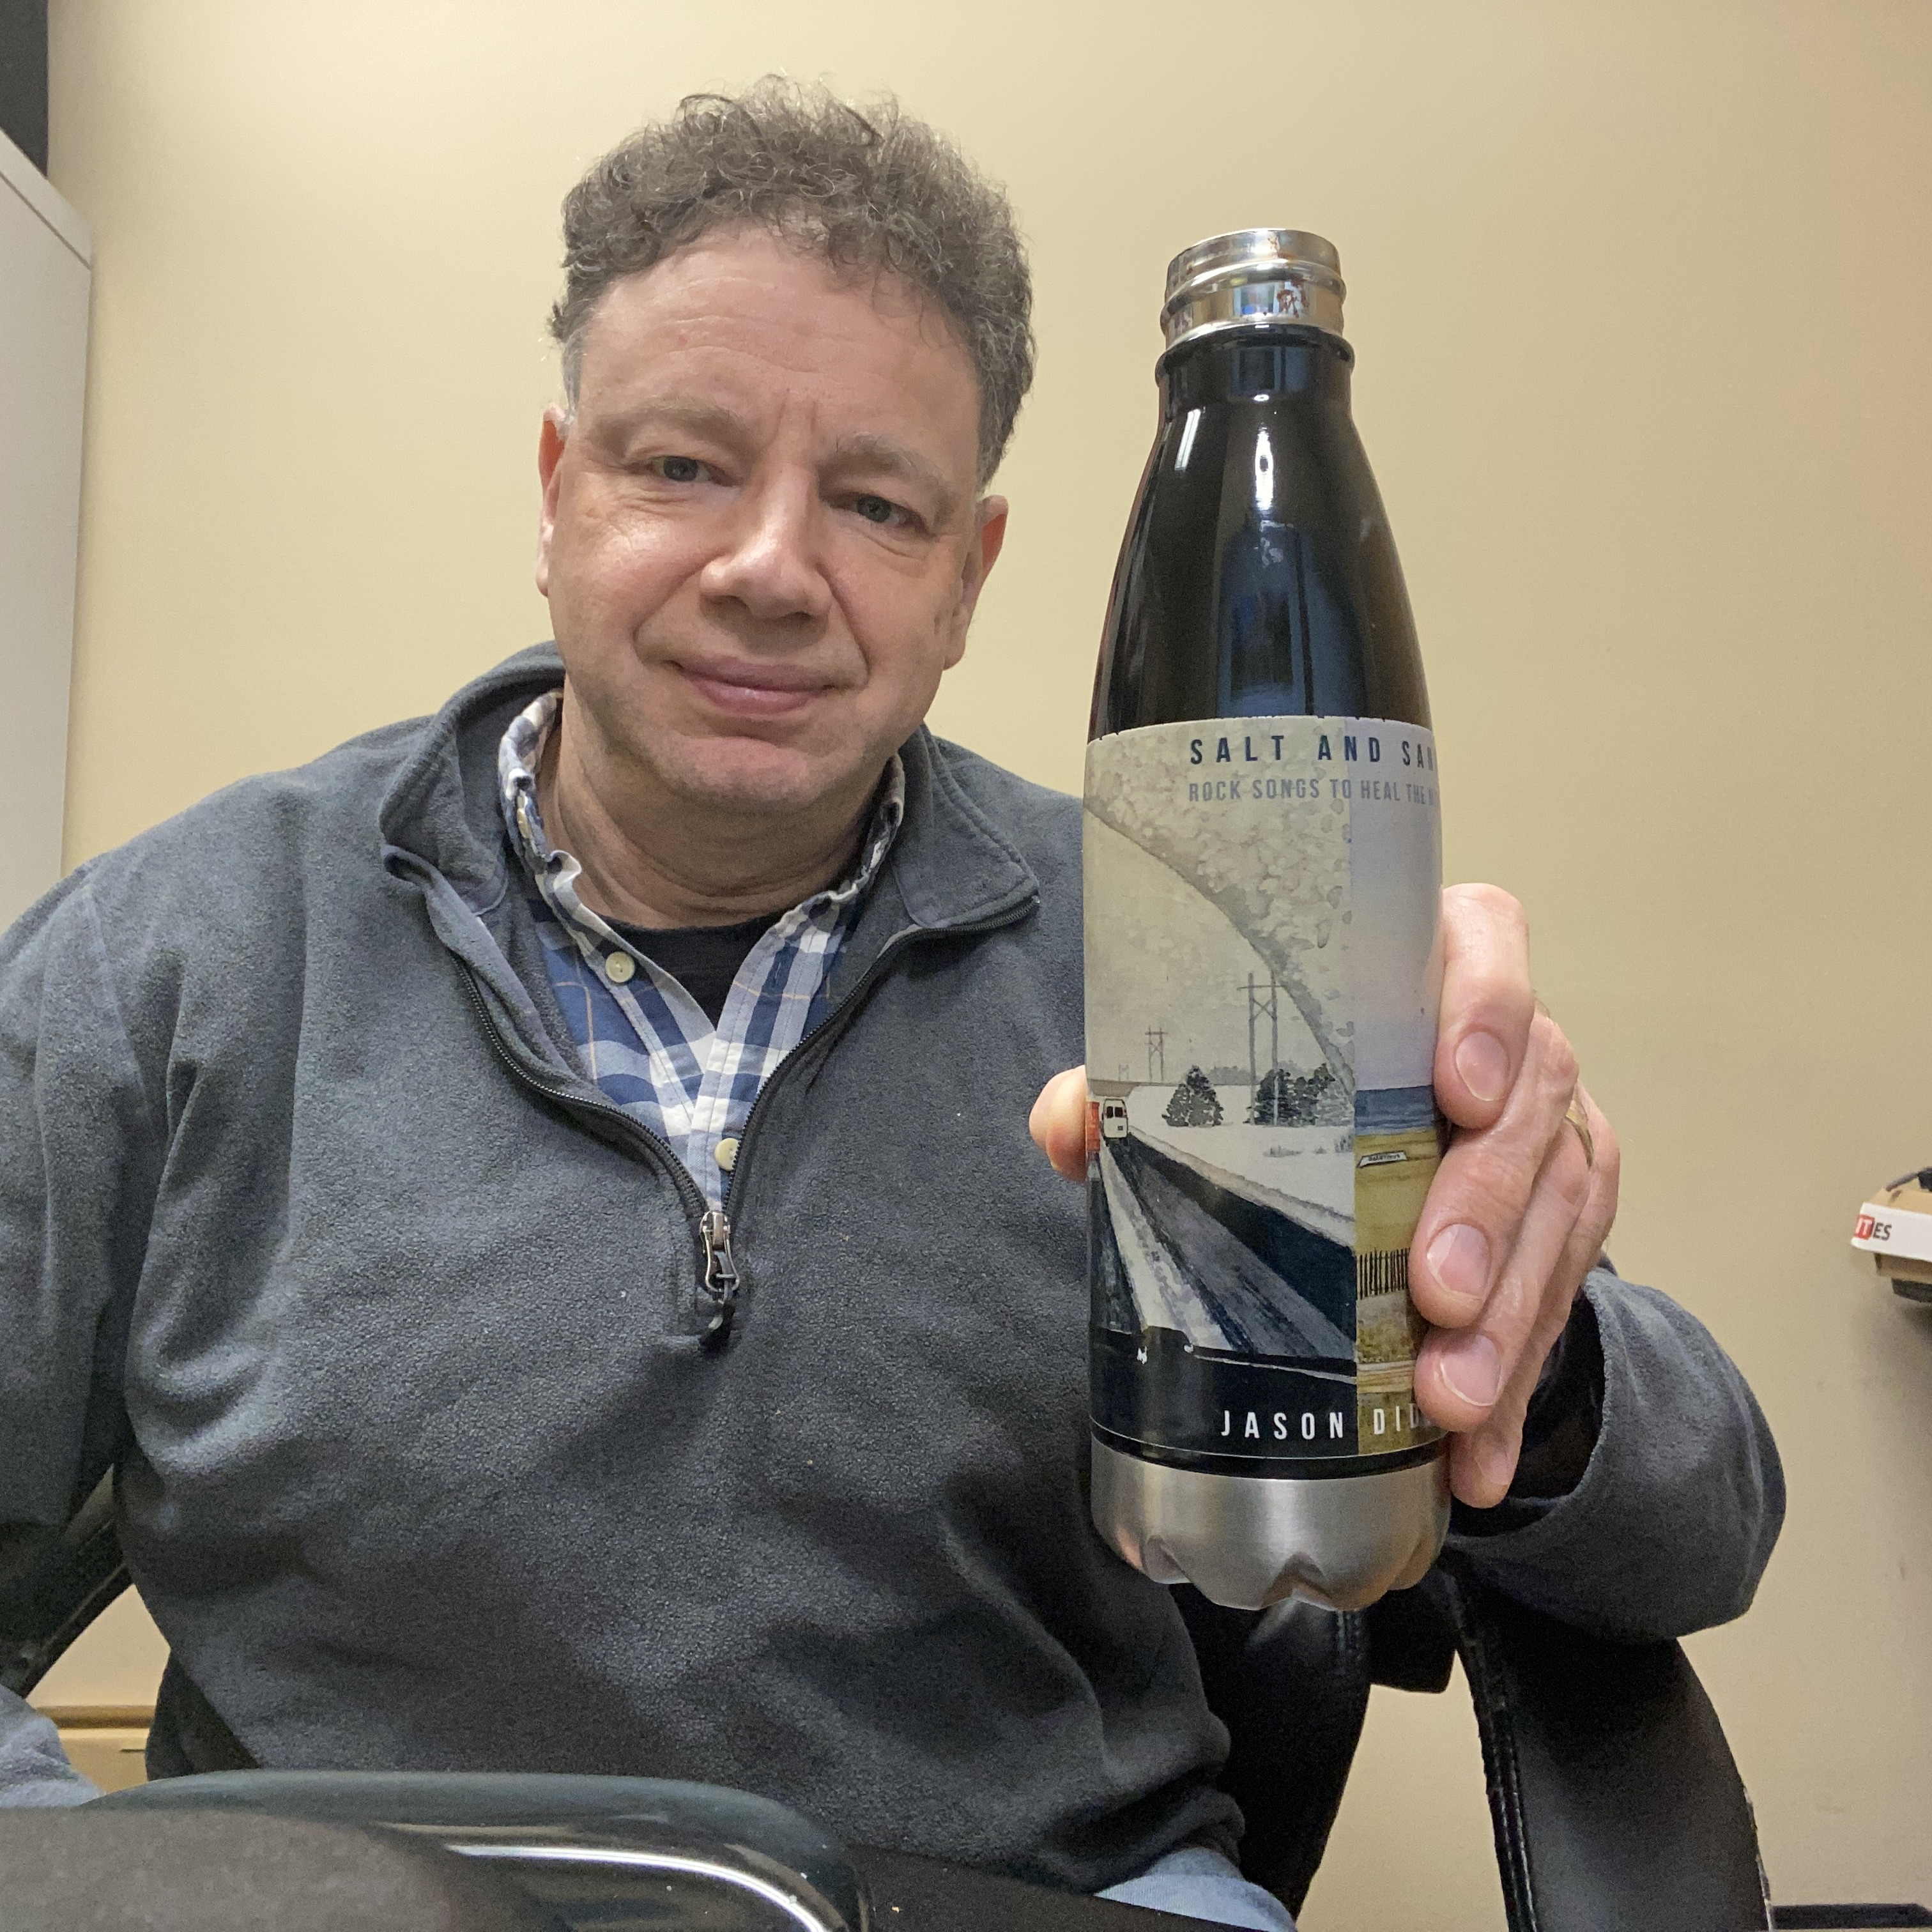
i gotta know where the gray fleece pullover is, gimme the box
[0,648,1782,1885]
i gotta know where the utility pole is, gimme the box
[1245,974,1258,1089]
[1242,976,1280,1089]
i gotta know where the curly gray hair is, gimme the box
[550,79,1036,487]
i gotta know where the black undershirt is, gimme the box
[606,911,783,1026]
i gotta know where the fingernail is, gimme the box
[1455,1031,1509,1105]
[1425,1223,1490,1305]
[1438,1331,1502,1409]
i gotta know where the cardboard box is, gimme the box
[1851,1169,1932,1301]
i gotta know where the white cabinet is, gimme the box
[0,126,88,929]
[0,135,162,1729]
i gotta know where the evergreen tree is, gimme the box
[1163,1066,1223,1127]
[1248,1063,1337,1125]
[1250,1066,1291,1124]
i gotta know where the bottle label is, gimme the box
[1084,717,1446,1469]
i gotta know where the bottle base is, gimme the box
[1090,1434,1450,1611]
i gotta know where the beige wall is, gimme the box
[44,0,1932,1918]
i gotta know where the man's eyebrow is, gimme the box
[828,434,960,521]
[595,398,755,447]
[591,406,964,520]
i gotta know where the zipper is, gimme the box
[694,930,944,1347]
[462,905,1023,1347]
[699,1210,740,1348]
[459,969,724,1329]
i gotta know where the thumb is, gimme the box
[1029,1065,1090,1182]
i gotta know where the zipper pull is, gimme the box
[699,1208,740,1351]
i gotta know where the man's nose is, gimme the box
[698,475,833,625]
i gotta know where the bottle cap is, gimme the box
[1160,230,1346,350]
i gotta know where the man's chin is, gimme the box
[655,737,879,822]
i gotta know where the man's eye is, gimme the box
[653,456,704,483]
[852,494,901,526]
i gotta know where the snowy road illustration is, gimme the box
[1098,1133,1354,1364]
[1126,1086,1354,1246]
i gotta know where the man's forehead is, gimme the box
[572,235,979,456]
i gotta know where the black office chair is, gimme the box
[0,1471,1901,1931]
[1179,1557,1774,1930]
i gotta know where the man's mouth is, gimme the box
[675,659,837,720]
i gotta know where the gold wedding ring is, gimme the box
[1565,1096,1595,1169]
[1540,995,1593,1168]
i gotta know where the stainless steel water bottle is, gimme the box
[1084,230,1450,1612]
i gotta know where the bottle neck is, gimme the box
[1158,326,1354,418]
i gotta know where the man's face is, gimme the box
[536,227,1006,824]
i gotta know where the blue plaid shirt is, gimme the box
[498,690,904,1206]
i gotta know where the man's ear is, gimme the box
[943,495,1009,670]
[535,406,571,597]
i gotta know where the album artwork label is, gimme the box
[1084,717,1447,1465]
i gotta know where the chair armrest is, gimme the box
[1,1808,567,1931]
[105,1770,1215,1931]
[1177,1585,1370,1914]
[1423,1549,1772,1932]
[0,1473,130,1699]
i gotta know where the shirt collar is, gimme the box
[496,687,906,924]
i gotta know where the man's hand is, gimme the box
[1027,882,1619,1512]
[1409,885,1618,1506]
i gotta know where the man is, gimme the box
[0,82,1779,1929]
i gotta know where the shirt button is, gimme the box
[604,951,635,984]
[715,1138,740,1172]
